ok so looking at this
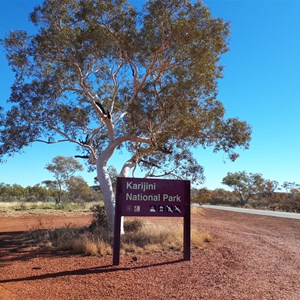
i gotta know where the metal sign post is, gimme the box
[113,177,190,266]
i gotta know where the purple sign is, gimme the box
[113,177,191,265]
[117,177,189,217]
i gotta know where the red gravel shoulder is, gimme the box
[0,209,300,300]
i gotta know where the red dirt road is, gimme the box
[0,209,300,300]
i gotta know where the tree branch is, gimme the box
[110,62,124,114]
[35,138,69,144]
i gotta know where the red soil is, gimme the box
[0,209,300,299]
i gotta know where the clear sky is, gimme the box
[0,0,300,189]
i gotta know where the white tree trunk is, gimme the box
[95,136,151,234]
[117,159,136,234]
[120,160,135,178]
[97,156,125,234]
[97,163,116,231]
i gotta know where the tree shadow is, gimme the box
[0,258,184,284]
[0,230,82,264]
[0,230,187,284]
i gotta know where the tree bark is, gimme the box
[96,148,125,234]
[118,159,136,234]
[120,160,136,178]
[97,163,116,231]
[95,136,151,234]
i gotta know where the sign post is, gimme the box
[113,177,190,265]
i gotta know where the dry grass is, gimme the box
[23,216,212,256]
[121,221,181,253]
[68,235,112,256]
[0,201,52,211]
[50,229,113,256]
[0,201,98,215]
[191,228,213,249]
[121,219,212,254]
[191,206,204,216]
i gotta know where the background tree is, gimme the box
[210,188,233,205]
[191,187,212,205]
[256,179,278,201]
[0,0,251,230]
[45,156,84,204]
[26,183,56,201]
[0,183,28,200]
[282,181,300,200]
[222,171,264,206]
[66,175,96,202]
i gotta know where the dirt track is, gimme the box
[0,209,300,299]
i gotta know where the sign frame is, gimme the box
[113,177,190,265]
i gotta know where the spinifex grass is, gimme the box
[24,218,212,256]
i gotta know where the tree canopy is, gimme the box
[0,0,251,229]
[45,155,84,203]
[222,171,278,206]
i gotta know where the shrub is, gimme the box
[89,204,109,231]
[124,219,144,232]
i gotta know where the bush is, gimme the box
[124,219,144,232]
[88,204,109,232]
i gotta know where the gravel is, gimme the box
[0,209,300,300]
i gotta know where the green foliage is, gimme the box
[45,156,84,181]
[45,156,84,204]
[192,187,212,204]
[282,181,300,195]
[210,188,239,206]
[66,176,97,202]
[26,184,57,201]
[0,183,27,197]
[89,204,109,230]
[0,0,254,232]
[0,182,55,202]
[0,0,251,185]
[222,171,266,206]
[0,179,98,204]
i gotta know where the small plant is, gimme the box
[89,204,109,231]
[124,219,144,232]
[191,229,213,249]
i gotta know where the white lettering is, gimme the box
[163,194,181,202]
[126,181,156,192]
[126,193,160,201]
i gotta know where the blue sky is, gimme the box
[0,0,300,189]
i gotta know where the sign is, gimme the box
[113,177,191,265]
[118,177,188,217]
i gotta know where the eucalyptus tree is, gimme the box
[222,172,269,206]
[1,0,251,230]
[282,181,300,199]
[45,156,84,204]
